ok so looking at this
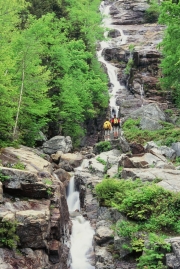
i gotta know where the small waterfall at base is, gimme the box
[67,176,95,269]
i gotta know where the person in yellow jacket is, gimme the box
[103,118,112,141]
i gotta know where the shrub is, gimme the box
[95,178,143,206]
[95,141,112,154]
[96,156,107,165]
[125,58,134,75]
[0,220,19,249]
[144,0,160,23]
[137,233,170,269]
[123,118,180,145]
[12,162,26,170]
[96,178,180,233]
[0,170,10,182]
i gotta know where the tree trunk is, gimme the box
[13,58,25,139]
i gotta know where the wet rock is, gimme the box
[54,168,71,187]
[48,240,61,263]
[108,29,121,38]
[95,246,114,268]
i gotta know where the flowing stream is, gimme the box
[97,1,127,118]
[67,175,95,269]
[67,2,129,268]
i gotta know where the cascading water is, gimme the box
[67,3,129,268]
[98,1,127,118]
[67,175,95,269]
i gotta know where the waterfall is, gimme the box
[67,176,80,212]
[67,176,95,269]
[140,83,144,106]
[97,2,127,118]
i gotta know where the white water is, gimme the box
[67,176,80,212]
[98,1,127,118]
[67,176,95,269]
[67,3,129,267]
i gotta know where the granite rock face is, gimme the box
[0,146,71,269]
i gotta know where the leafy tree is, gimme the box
[26,0,67,18]
[11,16,53,146]
[0,0,26,144]
[0,0,109,147]
[158,1,180,107]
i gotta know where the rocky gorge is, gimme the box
[0,0,180,269]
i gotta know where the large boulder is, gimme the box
[94,220,114,246]
[171,142,180,157]
[0,248,49,269]
[145,141,176,160]
[42,136,72,155]
[0,146,51,174]
[131,103,166,130]
[1,167,49,198]
[122,168,180,192]
[60,152,84,168]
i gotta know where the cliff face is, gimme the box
[0,146,71,269]
[82,0,173,146]
[103,0,171,115]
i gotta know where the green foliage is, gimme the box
[113,166,123,179]
[123,118,180,145]
[137,233,170,269]
[158,1,180,108]
[164,137,176,146]
[43,178,53,185]
[95,141,112,154]
[175,157,180,166]
[96,178,176,268]
[0,170,10,182]
[96,156,107,165]
[125,58,134,75]
[46,187,53,197]
[145,0,160,23]
[26,0,66,19]
[164,109,173,116]
[95,178,143,206]
[96,178,180,233]
[129,44,135,52]
[0,0,109,147]
[12,162,26,170]
[0,220,19,249]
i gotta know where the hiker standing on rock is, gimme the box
[103,118,112,141]
[111,114,120,139]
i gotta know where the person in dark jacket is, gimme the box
[111,114,120,139]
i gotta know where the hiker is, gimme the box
[111,114,120,139]
[103,118,112,141]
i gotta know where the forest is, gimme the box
[0,0,179,148]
